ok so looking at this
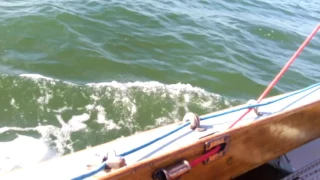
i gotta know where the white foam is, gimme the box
[155,117,170,126]
[87,81,215,96]
[67,113,90,131]
[19,74,54,81]
[10,98,19,109]
[10,98,15,106]
[53,107,72,113]
[18,74,221,101]
[18,73,75,85]
[85,104,95,111]
[0,135,54,173]
[56,113,90,132]
[0,124,73,162]
[37,94,53,105]
[95,105,121,130]
[3,74,235,171]
[86,81,224,130]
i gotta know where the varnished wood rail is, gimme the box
[98,100,320,180]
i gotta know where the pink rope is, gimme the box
[190,146,221,168]
[187,23,320,169]
[229,23,320,129]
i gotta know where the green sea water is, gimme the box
[0,0,319,172]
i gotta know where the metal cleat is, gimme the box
[103,149,126,170]
[183,112,206,132]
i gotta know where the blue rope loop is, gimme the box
[71,82,320,180]
[71,123,190,180]
[72,162,107,180]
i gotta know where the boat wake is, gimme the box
[0,134,56,173]
[0,74,239,174]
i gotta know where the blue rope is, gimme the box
[72,162,107,180]
[72,82,320,180]
[119,123,190,157]
[71,123,190,180]
[200,82,320,121]
[277,86,320,113]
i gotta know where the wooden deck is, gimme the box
[98,100,320,180]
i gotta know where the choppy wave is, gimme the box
[0,74,238,173]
